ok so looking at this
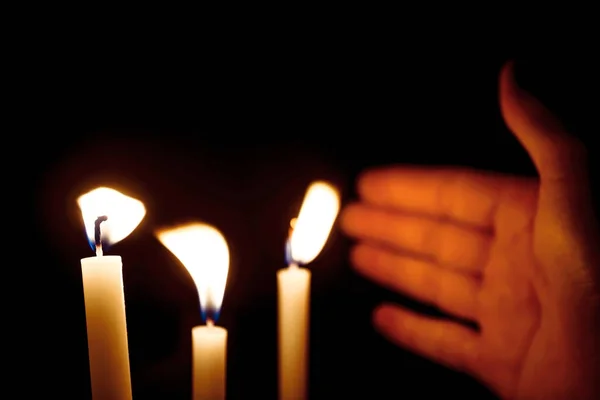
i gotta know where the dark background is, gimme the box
[13,32,597,399]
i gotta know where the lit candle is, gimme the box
[77,187,146,400]
[278,181,340,400]
[156,223,229,400]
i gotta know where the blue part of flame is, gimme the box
[202,307,220,324]
[87,236,112,252]
[284,238,304,266]
[201,295,221,324]
[285,238,292,265]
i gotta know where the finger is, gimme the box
[500,60,589,185]
[352,244,480,321]
[373,303,480,374]
[500,61,600,278]
[357,166,506,229]
[341,204,491,273]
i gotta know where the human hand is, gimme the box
[340,61,600,400]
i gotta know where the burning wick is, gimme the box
[207,318,214,328]
[94,215,108,257]
[287,218,299,270]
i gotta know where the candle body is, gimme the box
[192,325,227,400]
[81,256,132,400]
[277,267,311,400]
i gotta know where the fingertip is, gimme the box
[499,59,559,130]
[356,166,389,199]
[348,243,360,265]
[338,204,351,225]
[499,59,523,117]
[349,243,377,271]
[341,202,361,213]
[338,202,360,230]
[372,303,396,329]
[499,59,584,180]
[356,169,376,199]
[348,243,368,274]
[499,59,516,86]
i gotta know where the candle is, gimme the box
[278,181,340,400]
[77,187,146,400]
[192,322,227,400]
[156,223,230,400]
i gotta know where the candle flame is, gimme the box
[156,223,229,323]
[77,187,146,252]
[289,181,340,265]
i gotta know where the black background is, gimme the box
[11,27,598,399]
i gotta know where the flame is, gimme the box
[156,223,229,322]
[289,181,340,265]
[77,187,146,252]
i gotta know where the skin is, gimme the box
[340,62,600,399]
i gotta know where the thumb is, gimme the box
[500,60,588,185]
[500,61,593,218]
[500,61,600,284]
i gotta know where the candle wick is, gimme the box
[94,215,108,257]
[285,219,296,266]
[289,262,299,269]
[207,319,214,327]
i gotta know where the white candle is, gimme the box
[77,187,146,400]
[278,181,340,400]
[81,255,132,399]
[192,322,227,400]
[156,223,230,400]
[278,263,310,400]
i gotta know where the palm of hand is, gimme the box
[341,168,597,400]
[480,177,597,399]
[342,62,599,399]
[475,178,544,399]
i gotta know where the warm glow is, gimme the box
[289,181,340,265]
[77,187,146,251]
[156,223,229,319]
